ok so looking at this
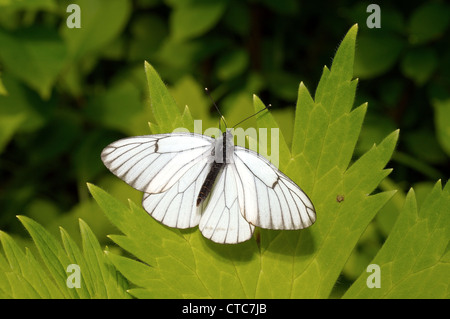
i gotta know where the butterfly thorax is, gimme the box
[214,130,234,164]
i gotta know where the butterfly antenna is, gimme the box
[205,87,228,130]
[232,104,271,128]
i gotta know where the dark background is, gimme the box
[0,0,449,292]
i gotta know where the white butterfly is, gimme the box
[101,127,316,244]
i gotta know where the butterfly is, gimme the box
[101,105,316,244]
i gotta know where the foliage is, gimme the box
[0,216,129,298]
[0,0,449,299]
[344,181,450,298]
[87,25,429,298]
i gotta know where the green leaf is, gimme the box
[90,25,401,298]
[0,72,7,95]
[60,0,131,60]
[215,49,249,81]
[0,0,55,10]
[267,71,302,101]
[0,27,67,99]
[18,216,77,298]
[261,0,299,15]
[85,81,150,136]
[432,98,450,157]
[354,32,404,78]
[408,2,450,45]
[400,48,438,85]
[0,231,62,298]
[0,74,53,133]
[128,14,168,62]
[0,112,24,154]
[254,25,398,298]
[169,0,227,41]
[59,227,92,298]
[404,127,448,165]
[79,219,129,298]
[344,181,450,298]
[169,75,211,122]
[0,216,130,298]
[254,94,290,169]
[88,183,260,298]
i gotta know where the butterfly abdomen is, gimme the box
[197,162,224,206]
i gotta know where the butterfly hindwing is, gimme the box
[199,164,255,244]
[142,154,213,229]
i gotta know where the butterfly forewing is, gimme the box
[101,133,214,193]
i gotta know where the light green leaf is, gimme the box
[88,183,260,298]
[222,91,255,132]
[0,216,130,298]
[79,219,129,298]
[169,75,211,123]
[253,25,398,298]
[144,61,191,133]
[18,216,77,298]
[59,227,92,298]
[0,231,62,298]
[254,94,290,169]
[105,251,171,297]
[344,181,450,298]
